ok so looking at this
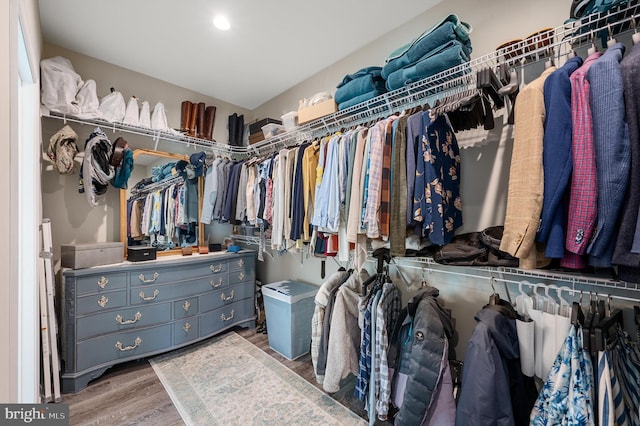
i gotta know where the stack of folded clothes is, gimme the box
[382,14,473,92]
[334,66,387,111]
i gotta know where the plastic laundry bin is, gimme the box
[262,280,318,360]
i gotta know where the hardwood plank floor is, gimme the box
[61,326,391,425]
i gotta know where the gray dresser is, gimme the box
[60,250,256,393]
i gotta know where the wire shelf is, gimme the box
[43,111,248,157]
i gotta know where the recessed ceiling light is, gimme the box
[213,15,230,31]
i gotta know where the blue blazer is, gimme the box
[612,43,640,281]
[586,43,631,267]
[536,56,583,258]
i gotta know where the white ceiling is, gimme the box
[38,0,442,110]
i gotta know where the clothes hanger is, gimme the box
[632,16,640,45]
[594,295,623,352]
[544,46,555,69]
[554,285,572,318]
[544,285,559,314]
[489,277,500,305]
[571,290,586,327]
[606,23,618,48]
[588,292,606,355]
[420,268,430,287]
[587,31,598,56]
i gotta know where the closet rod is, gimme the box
[390,259,640,303]
[130,175,184,196]
[249,2,640,156]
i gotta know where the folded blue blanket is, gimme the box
[335,74,387,104]
[386,41,470,91]
[338,89,385,111]
[337,66,382,88]
[382,20,472,79]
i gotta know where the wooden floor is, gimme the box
[61,326,389,425]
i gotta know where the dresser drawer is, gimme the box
[76,272,127,296]
[228,268,255,284]
[173,317,199,346]
[228,255,254,272]
[76,324,172,372]
[199,300,255,337]
[130,278,213,306]
[131,261,228,286]
[76,291,127,316]
[76,302,172,341]
[174,297,198,319]
[199,281,255,313]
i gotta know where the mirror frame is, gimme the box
[119,148,205,258]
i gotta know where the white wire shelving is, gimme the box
[43,110,248,157]
[42,2,640,160]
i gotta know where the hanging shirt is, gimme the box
[413,113,462,245]
[530,325,595,425]
[406,111,423,229]
[346,128,368,243]
[364,120,388,239]
[200,157,220,224]
[302,142,320,241]
[374,281,401,420]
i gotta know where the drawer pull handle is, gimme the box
[221,310,235,322]
[97,295,109,308]
[115,337,142,352]
[97,276,109,289]
[139,289,160,301]
[238,272,245,280]
[138,272,159,283]
[183,322,191,333]
[183,300,191,312]
[221,290,235,301]
[211,277,223,288]
[210,264,224,273]
[115,311,142,325]
[237,259,244,267]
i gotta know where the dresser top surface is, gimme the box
[62,250,255,277]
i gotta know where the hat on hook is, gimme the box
[190,151,206,177]
[175,160,195,180]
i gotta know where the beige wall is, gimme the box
[41,43,251,267]
[253,0,568,118]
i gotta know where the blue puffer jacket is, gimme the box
[455,307,538,426]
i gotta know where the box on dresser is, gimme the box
[61,242,124,269]
[127,246,157,262]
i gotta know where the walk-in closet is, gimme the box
[4,0,640,425]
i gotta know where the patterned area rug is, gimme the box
[150,332,365,426]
